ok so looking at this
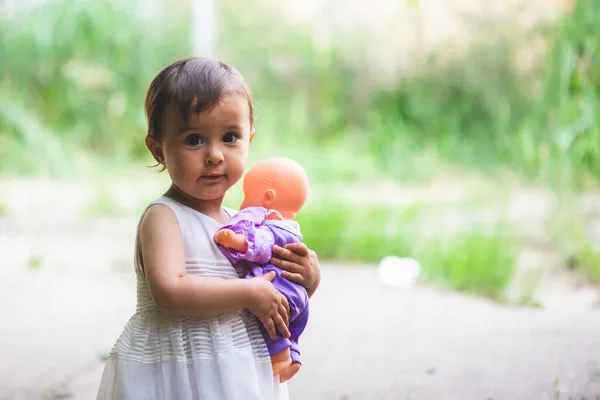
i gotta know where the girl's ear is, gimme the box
[145,135,164,164]
[249,128,256,144]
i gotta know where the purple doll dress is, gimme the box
[215,206,309,366]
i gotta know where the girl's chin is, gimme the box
[193,187,229,201]
[170,184,227,203]
[199,193,227,202]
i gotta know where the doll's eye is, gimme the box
[185,134,204,146]
[223,133,239,144]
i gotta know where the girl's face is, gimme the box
[147,94,253,202]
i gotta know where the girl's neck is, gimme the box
[165,185,227,222]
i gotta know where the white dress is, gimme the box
[97,196,289,400]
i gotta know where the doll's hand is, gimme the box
[247,271,291,340]
[271,243,321,298]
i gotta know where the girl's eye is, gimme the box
[223,133,239,144]
[185,134,204,146]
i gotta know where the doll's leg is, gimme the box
[256,321,293,376]
[271,272,309,364]
[278,305,309,383]
[279,361,301,383]
[271,347,292,376]
[263,267,310,381]
[289,304,309,363]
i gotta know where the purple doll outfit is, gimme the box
[215,206,309,366]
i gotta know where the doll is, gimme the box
[214,157,310,383]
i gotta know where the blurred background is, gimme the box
[2,0,600,398]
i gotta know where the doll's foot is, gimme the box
[279,362,301,383]
[214,229,248,252]
[214,229,235,244]
[271,348,292,377]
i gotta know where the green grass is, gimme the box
[1,0,600,190]
[2,0,599,295]
[297,203,518,299]
[568,246,600,283]
[419,228,518,299]
[548,198,600,283]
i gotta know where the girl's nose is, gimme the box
[205,144,224,165]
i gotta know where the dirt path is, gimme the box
[1,265,600,400]
[1,178,600,399]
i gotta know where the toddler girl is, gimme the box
[96,57,321,400]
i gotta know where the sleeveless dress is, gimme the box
[96,197,289,400]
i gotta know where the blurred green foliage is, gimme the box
[547,195,600,284]
[2,0,599,297]
[1,0,598,186]
[296,202,517,299]
[0,0,189,174]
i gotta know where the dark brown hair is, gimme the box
[144,57,254,141]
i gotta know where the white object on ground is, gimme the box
[377,256,421,288]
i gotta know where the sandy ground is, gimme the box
[1,178,600,399]
[2,265,600,400]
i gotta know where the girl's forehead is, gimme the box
[190,95,250,126]
[163,94,251,133]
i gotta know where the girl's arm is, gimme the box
[139,204,291,338]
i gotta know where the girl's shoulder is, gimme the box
[137,196,200,242]
[138,196,230,262]
[138,196,186,231]
[143,196,211,226]
[146,196,186,215]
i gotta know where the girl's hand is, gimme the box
[271,243,321,298]
[247,272,291,340]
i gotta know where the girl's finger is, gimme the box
[256,271,276,281]
[261,317,277,340]
[281,270,304,284]
[272,245,302,264]
[270,257,301,272]
[279,304,289,327]
[285,242,309,257]
[273,313,291,339]
[280,293,290,317]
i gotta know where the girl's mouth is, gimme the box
[201,174,225,181]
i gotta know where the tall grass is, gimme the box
[1,0,598,296]
[1,0,598,186]
[0,0,189,174]
[221,0,600,188]
[547,194,600,283]
[296,203,518,299]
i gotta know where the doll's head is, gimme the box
[240,157,309,220]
